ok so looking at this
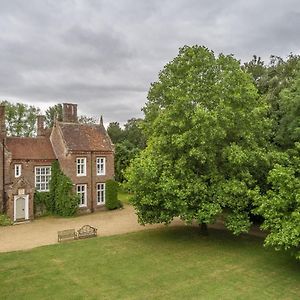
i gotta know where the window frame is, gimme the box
[96,183,105,205]
[14,164,22,178]
[76,157,87,177]
[35,166,51,192]
[77,184,87,207]
[96,157,106,176]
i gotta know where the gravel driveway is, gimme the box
[0,205,184,253]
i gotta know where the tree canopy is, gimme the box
[126,45,271,234]
[0,101,40,136]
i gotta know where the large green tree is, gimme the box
[126,45,271,234]
[0,101,40,136]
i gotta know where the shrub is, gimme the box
[0,214,12,226]
[105,180,121,210]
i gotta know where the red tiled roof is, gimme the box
[6,137,56,160]
[58,122,113,152]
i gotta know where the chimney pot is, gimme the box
[63,103,78,123]
[37,115,45,136]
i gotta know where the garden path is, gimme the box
[0,205,265,253]
[0,205,184,252]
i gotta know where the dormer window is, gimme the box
[15,164,22,178]
[96,157,105,175]
[76,157,86,176]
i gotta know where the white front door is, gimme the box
[14,195,29,221]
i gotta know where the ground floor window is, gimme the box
[77,184,87,207]
[35,166,51,191]
[96,183,105,205]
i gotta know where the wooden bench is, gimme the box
[77,225,97,239]
[58,229,76,242]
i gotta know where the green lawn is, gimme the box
[1,227,300,300]
[118,189,133,204]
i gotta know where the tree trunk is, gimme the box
[199,223,208,235]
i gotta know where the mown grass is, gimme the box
[118,189,133,204]
[0,226,300,300]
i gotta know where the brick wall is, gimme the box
[6,159,55,221]
[50,122,115,213]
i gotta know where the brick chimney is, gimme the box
[37,115,45,136]
[0,105,6,139]
[63,103,78,123]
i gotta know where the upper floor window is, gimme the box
[77,184,87,207]
[76,157,86,176]
[35,166,51,191]
[96,157,105,175]
[15,164,22,178]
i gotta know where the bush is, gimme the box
[105,180,121,210]
[0,214,12,226]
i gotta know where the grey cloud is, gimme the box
[0,0,300,124]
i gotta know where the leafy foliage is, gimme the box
[0,101,40,136]
[254,143,300,259]
[105,180,121,210]
[126,45,271,234]
[54,173,79,217]
[35,161,78,217]
[107,118,146,182]
[107,122,124,144]
[243,54,300,144]
[78,115,97,124]
[33,191,50,215]
[115,141,141,182]
[0,214,12,226]
[45,104,63,128]
[275,71,300,148]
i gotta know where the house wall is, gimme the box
[5,159,55,221]
[50,122,115,213]
[0,105,5,213]
[0,141,3,213]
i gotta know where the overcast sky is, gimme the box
[1,0,300,124]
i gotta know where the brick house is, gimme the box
[0,103,114,222]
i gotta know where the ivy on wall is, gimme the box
[34,161,79,217]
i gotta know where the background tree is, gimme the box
[123,118,146,149]
[45,104,63,128]
[126,45,271,234]
[0,100,40,136]
[275,70,300,148]
[107,122,124,144]
[107,119,146,182]
[242,55,266,94]
[243,54,300,144]
[78,115,97,124]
